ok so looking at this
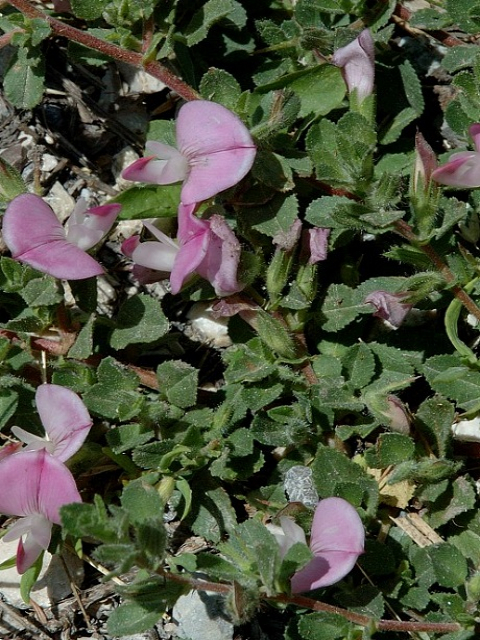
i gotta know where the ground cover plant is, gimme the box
[2,0,480,638]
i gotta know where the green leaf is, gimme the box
[121,478,165,525]
[20,553,44,604]
[415,396,454,457]
[428,475,476,528]
[184,0,237,46]
[399,59,424,116]
[200,68,242,109]
[379,107,418,145]
[0,156,26,203]
[297,612,354,640]
[156,360,198,409]
[21,276,62,307]
[251,194,298,236]
[83,357,143,420]
[70,0,109,19]
[107,601,162,636]
[255,310,297,359]
[423,355,480,414]
[312,445,378,514]
[364,433,415,468]
[342,342,375,390]
[106,423,154,454]
[320,283,371,332]
[114,185,181,219]
[411,544,468,588]
[257,64,346,118]
[110,294,169,350]
[68,314,95,360]
[446,0,480,33]
[4,46,45,109]
[442,46,479,73]
[190,485,237,543]
[223,338,277,383]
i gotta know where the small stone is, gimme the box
[41,154,59,173]
[172,587,233,640]
[44,181,75,223]
[112,146,140,191]
[186,303,232,348]
[284,466,319,509]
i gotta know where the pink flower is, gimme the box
[332,29,375,102]
[122,101,256,205]
[292,498,364,592]
[307,228,330,264]
[2,194,121,279]
[364,290,412,328]
[11,384,92,463]
[432,124,480,187]
[413,132,437,194]
[123,204,244,297]
[269,497,365,593]
[0,449,81,573]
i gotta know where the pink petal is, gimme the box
[176,101,256,204]
[308,228,330,264]
[16,535,44,574]
[0,450,81,522]
[131,241,178,272]
[196,215,244,297]
[170,230,209,294]
[2,194,103,279]
[291,551,359,592]
[121,142,189,185]
[35,384,92,462]
[3,194,65,256]
[11,426,55,455]
[432,152,480,187]
[470,124,480,152]
[182,147,257,205]
[364,290,412,328]
[177,203,209,244]
[332,29,375,101]
[66,203,121,251]
[291,497,364,593]
[121,235,140,258]
[414,132,437,190]
[7,514,52,574]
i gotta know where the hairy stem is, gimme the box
[4,0,201,101]
[157,569,462,633]
[394,220,480,323]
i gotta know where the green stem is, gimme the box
[4,0,201,102]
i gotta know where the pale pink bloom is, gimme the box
[292,498,364,592]
[332,29,375,102]
[308,228,330,264]
[432,124,480,188]
[123,204,244,297]
[413,131,437,193]
[122,101,256,205]
[0,449,81,573]
[364,290,412,328]
[2,194,121,279]
[11,384,92,463]
[269,498,364,593]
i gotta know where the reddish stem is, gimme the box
[394,220,480,323]
[158,569,462,633]
[4,0,201,101]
